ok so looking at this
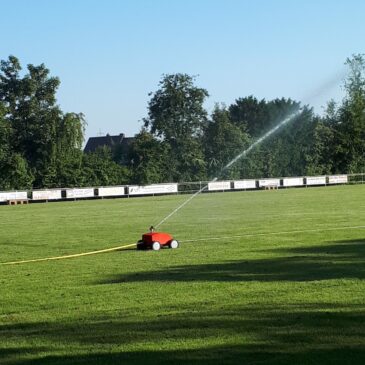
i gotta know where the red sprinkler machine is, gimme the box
[137,226,179,251]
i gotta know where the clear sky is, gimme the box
[1,0,364,140]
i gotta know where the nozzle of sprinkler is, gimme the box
[149,226,155,232]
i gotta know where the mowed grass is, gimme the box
[1,185,365,365]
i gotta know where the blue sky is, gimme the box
[1,0,364,140]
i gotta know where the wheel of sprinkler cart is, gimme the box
[170,240,179,249]
[137,240,144,250]
[152,242,161,251]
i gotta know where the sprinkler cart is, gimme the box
[137,229,179,251]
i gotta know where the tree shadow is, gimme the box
[287,239,365,258]
[0,347,49,365]
[3,239,365,364]
[99,239,365,284]
[2,304,365,364]
[16,347,365,365]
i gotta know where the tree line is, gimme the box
[0,55,364,190]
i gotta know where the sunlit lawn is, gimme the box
[1,184,365,364]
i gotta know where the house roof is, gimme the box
[84,133,134,153]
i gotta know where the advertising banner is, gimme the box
[98,187,126,197]
[306,176,326,186]
[233,180,256,190]
[258,179,280,187]
[208,181,231,191]
[283,177,304,187]
[328,175,348,184]
[32,190,62,200]
[128,184,178,195]
[0,191,28,202]
[66,188,94,199]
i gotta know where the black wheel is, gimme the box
[137,240,144,250]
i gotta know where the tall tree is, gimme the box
[143,73,208,181]
[229,96,268,137]
[228,96,314,178]
[128,129,169,184]
[0,55,22,115]
[229,96,299,138]
[0,61,34,189]
[204,105,250,179]
[305,101,336,175]
[53,112,85,187]
[81,146,130,187]
[333,54,365,173]
[0,101,10,165]
[0,56,85,188]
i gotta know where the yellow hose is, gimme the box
[0,243,136,266]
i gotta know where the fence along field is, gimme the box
[0,173,357,205]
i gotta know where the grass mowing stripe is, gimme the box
[182,225,365,242]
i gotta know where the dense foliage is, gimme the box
[0,56,129,189]
[132,56,365,183]
[1,55,364,190]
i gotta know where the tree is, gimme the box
[0,55,22,115]
[0,65,34,189]
[53,112,85,187]
[271,106,315,177]
[0,55,86,188]
[143,74,208,181]
[128,129,169,184]
[0,102,10,165]
[229,96,300,138]
[204,105,250,179]
[0,153,34,190]
[228,95,314,178]
[305,102,336,175]
[81,146,130,187]
[229,96,268,137]
[332,54,365,173]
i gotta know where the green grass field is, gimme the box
[1,185,365,364]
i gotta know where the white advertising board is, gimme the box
[306,176,326,186]
[283,177,304,187]
[208,181,231,191]
[233,180,256,190]
[128,184,178,195]
[66,188,94,199]
[259,179,280,187]
[0,191,28,202]
[98,186,126,197]
[328,175,348,184]
[32,190,62,201]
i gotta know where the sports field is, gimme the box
[1,184,365,364]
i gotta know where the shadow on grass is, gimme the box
[100,239,365,283]
[2,304,365,364]
[0,347,49,365]
[17,347,365,365]
[3,240,365,364]
[287,239,365,257]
